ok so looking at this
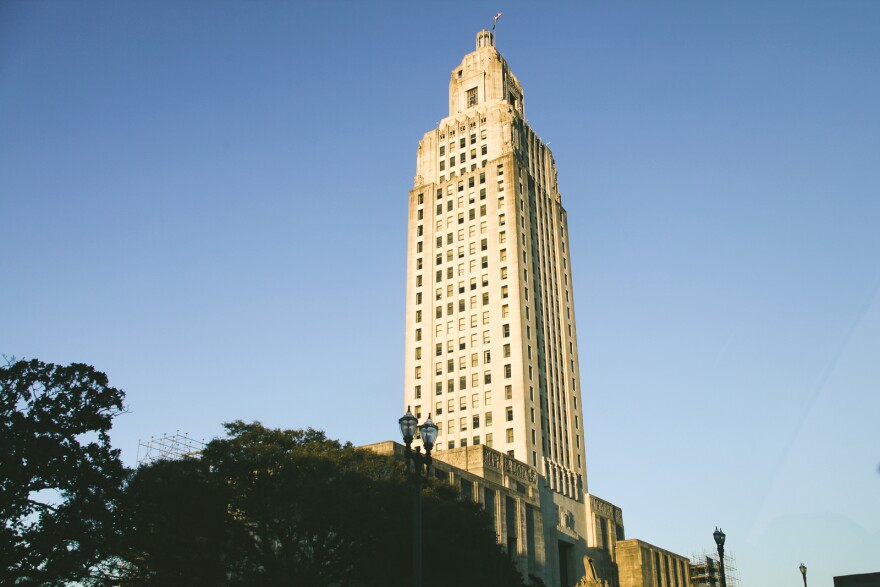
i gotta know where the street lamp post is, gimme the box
[398,407,438,587]
[800,563,807,587]
[713,527,727,587]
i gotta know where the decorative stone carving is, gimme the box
[576,556,609,587]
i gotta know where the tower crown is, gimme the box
[476,29,494,49]
[448,30,524,118]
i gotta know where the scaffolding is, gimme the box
[689,551,741,587]
[136,431,206,465]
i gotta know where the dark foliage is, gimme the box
[118,421,525,587]
[0,359,126,586]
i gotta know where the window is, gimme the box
[416,310,422,323]
[416,275,422,287]
[415,366,422,379]
[481,256,488,269]
[480,205,486,217]
[502,286,509,299]
[503,324,510,337]
[460,417,467,432]
[484,350,491,364]
[484,371,492,384]
[481,144,487,155]
[439,145,445,156]
[467,87,478,107]
[448,399,454,413]
[415,385,421,399]
[486,411,493,426]
[506,407,513,421]
[460,375,467,390]
[486,432,493,447]
[481,238,487,251]
[482,311,489,325]
[416,292,422,305]
[504,364,512,378]
[460,396,467,410]
[473,415,480,429]
[502,304,509,318]
[500,267,508,279]
[415,328,421,341]
[505,385,512,400]
[482,293,489,306]
[483,330,490,344]
[472,393,480,409]
[499,231,506,244]
[415,347,422,360]
[417,258,423,270]
[506,428,514,443]
[435,362,442,376]
[485,390,492,406]
[503,344,511,358]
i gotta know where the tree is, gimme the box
[118,421,526,587]
[0,359,126,586]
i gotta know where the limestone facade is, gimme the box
[399,30,692,587]
[615,540,692,587]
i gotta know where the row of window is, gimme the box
[438,116,487,141]
[438,145,487,170]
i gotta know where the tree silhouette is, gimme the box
[117,421,525,587]
[0,359,126,586]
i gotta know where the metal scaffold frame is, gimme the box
[136,431,206,465]
[689,550,742,587]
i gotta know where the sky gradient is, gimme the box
[2,2,878,585]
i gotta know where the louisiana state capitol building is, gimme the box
[396,30,693,587]
[404,28,586,497]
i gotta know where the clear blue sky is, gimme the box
[2,1,878,585]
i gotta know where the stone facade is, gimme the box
[616,540,692,587]
[397,30,694,587]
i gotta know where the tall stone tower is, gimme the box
[394,31,696,587]
[403,29,587,504]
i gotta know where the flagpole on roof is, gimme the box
[492,11,503,42]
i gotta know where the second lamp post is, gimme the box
[398,408,438,587]
[713,527,727,587]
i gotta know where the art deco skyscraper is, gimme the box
[404,30,587,502]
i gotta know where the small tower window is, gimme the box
[467,87,478,108]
